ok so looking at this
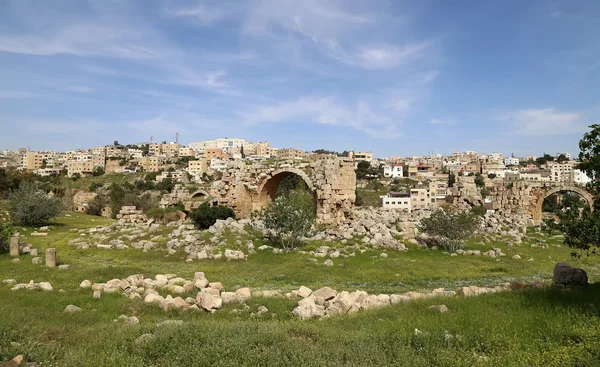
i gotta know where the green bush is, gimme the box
[88,182,104,192]
[7,182,63,226]
[419,208,482,251]
[470,206,486,216]
[190,203,235,229]
[0,223,13,254]
[258,190,315,249]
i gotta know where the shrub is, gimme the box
[419,208,482,251]
[190,203,235,229]
[470,206,486,216]
[258,190,315,250]
[7,182,63,226]
[0,223,13,254]
[89,182,104,192]
[87,195,108,216]
[474,174,485,187]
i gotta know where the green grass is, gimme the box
[1,212,600,366]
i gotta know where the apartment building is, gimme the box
[20,151,44,170]
[187,159,208,176]
[504,157,520,166]
[383,164,404,178]
[161,143,181,157]
[548,161,577,183]
[380,192,411,211]
[353,151,373,163]
[140,156,165,172]
[429,181,448,202]
[410,186,436,210]
[276,148,304,160]
[205,148,229,160]
[67,160,94,177]
[178,147,194,157]
[573,169,592,185]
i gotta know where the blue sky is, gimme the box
[0,0,598,158]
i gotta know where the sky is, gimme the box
[0,0,598,158]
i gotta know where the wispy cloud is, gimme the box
[239,95,402,137]
[0,90,34,99]
[500,108,592,135]
[165,3,243,25]
[67,86,95,93]
[79,64,118,76]
[428,117,455,125]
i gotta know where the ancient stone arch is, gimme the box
[209,158,356,226]
[531,185,594,225]
[253,168,317,211]
[190,189,210,201]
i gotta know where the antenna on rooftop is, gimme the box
[150,136,153,144]
[176,132,179,144]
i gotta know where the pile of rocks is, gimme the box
[292,283,513,320]
[116,206,148,224]
[4,279,54,291]
[482,212,530,235]
[82,272,259,312]
[453,248,507,258]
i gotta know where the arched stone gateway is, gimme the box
[209,158,356,226]
[530,185,594,225]
[253,168,317,211]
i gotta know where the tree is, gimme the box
[41,159,47,169]
[487,173,497,179]
[92,166,105,177]
[448,173,456,188]
[190,203,235,229]
[7,182,63,226]
[355,161,371,180]
[549,125,600,255]
[259,190,316,250]
[474,174,485,188]
[556,154,569,163]
[419,208,482,251]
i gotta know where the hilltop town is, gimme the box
[0,137,590,218]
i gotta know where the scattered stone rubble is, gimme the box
[292,283,514,320]
[117,206,148,224]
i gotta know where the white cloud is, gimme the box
[68,86,94,93]
[500,108,591,135]
[0,90,34,99]
[239,95,402,137]
[165,4,242,25]
[79,65,118,76]
[428,117,455,125]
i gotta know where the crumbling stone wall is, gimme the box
[210,158,356,226]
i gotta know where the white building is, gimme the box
[383,164,404,178]
[380,192,411,212]
[548,161,577,183]
[210,158,229,172]
[504,157,520,166]
[490,152,504,161]
[188,138,247,154]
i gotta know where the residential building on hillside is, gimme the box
[141,156,165,172]
[410,186,436,210]
[383,164,404,178]
[20,151,44,170]
[353,152,373,163]
[276,148,304,160]
[504,157,520,166]
[205,148,229,160]
[188,160,208,177]
[380,192,411,211]
[548,161,577,183]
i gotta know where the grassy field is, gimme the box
[1,212,600,366]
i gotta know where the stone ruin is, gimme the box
[117,206,148,224]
